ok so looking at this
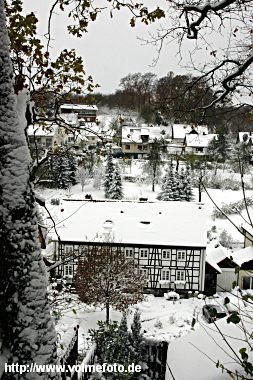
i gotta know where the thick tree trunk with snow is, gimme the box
[0,1,58,378]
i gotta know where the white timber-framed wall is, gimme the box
[53,241,206,292]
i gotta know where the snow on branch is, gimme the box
[183,0,237,39]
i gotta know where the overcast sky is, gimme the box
[22,1,209,94]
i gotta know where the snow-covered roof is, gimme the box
[79,122,113,139]
[27,123,58,137]
[241,222,253,237]
[52,200,207,247]
[60,113,78,125]
[122,125,170,144]
[166,316,252,380]
[185,133,217,148]
[206,241,231,273]
[237,131,253,143]
[172,124,208,139]
[231,246,253,266]
[60,104,98,111]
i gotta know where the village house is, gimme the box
[183,133,218,156]
[165,123,210,156]
[60,103,98,122]
[171,124,208,144]
[205,223,253,292]
[121,124,170,158]
[27,123,65,157]
[50,200,207,295]
[236,131,253,145]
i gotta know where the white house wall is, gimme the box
[217,268,237,292]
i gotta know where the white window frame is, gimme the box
[140,248,148,258]
[64,265,73,277]
[162,249,171,259]
[176,270,185,282]
[125,248,133,258]
[161,270,170,281]
[177,250,186,261]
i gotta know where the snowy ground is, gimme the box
[56,292,217,357]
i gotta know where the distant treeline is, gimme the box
[70,71,253,133]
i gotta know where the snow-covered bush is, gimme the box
[219,229,234,248]
[154,319,163,329]
[204,174,242,190]
[212,197,253,219]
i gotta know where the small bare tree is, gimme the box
[74,244,145,323]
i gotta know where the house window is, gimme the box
[176,270,185,281]
[64,265,73,277]
[36,137,41,144]
[177,250,186,261]
[137,145,143,150]
[140,268,148,278]
[140,249,148,258]
[125,145,130,150]
[125,248,133,258]
[196,147,203,152]
[46,137,52,147]
[161,270,170,281]
[68,136,74,142]
[242,276,253,289]
[65,245,73,254]
[162,249,171,259]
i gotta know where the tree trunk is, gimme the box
[0,2,58,377]
[198,181,202,202]
[152,177,155,192]
[106,302,110,324]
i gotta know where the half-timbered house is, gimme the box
[51,200,207,294]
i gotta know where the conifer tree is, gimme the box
[44,154,55,184]
[178,167,187,201]
[54,151,70,189]
[157,162,175,201]
[110,163,123,200]
[68,154,77,185]
[158,163,194,202]
[103,148,115,198]
[172,169,181,201]
[184,165,195,202]
[130,310,145,365]
[0,2,58,377]
[207,128,232,165]
[116,313,130,364]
